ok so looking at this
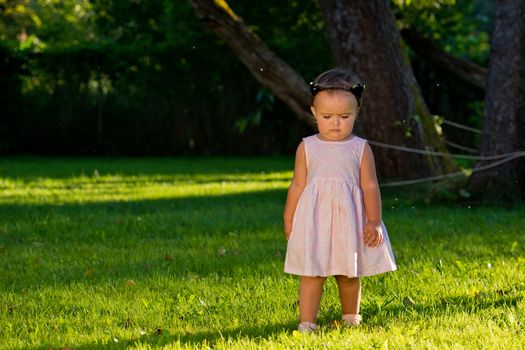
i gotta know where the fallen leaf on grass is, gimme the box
[127,279,135,287]
[331,320,342,329]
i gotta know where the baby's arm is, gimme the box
[283,141,307,240]
[359,142,384,247]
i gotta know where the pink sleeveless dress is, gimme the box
[284,134,397,277]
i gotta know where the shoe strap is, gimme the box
[298,321,318,331]
[342,313,362,325]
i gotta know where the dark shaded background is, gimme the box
[0,0,493,156]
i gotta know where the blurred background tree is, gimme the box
[467,0,525,201]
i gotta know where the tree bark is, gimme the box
[319,0,456,179]
[190,0,314,128]
[467,0,525,201]
[401,27,487,90]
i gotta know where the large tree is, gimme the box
[190,0,456,179]
[467,0,525,201]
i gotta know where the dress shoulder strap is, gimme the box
[301,135,317,169]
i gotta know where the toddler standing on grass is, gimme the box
[283,68,397,332]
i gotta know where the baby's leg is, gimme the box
[335,275,361,314]
[299,276,327,323]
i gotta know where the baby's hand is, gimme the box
[363,221,384,247]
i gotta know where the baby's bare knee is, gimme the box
[335,275,359,285]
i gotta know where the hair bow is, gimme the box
[309,82,366,106]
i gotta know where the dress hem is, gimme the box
[283,266,397,278]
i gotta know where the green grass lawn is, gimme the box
[0,157,524,349]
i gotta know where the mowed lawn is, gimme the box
[0,157,524,349]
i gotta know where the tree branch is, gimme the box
[190,0,315,128]
[401,26,487,90]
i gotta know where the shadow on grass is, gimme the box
[0,189,290,288]
[0,188,287,240]
[25,321,297,350]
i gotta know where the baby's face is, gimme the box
[310,90,358,141]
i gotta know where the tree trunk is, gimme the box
[190,0,314,128]
[319,0,456,179]
[401,27,487,90]
[467,0,525,202]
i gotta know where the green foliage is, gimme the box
[0,0,96,51]
[392,0,492,65]
[235,89,275,134]
[0,157,524,349]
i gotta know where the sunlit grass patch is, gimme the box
[0,157,292,205]
[0,172,292,205]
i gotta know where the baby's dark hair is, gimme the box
[309,68,365,106]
